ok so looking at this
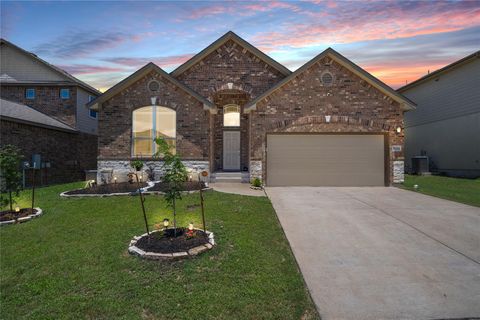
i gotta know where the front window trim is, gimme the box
[132,106,176,158]
[223,104,240,127]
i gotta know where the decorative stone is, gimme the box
[0,208,43,226]
[128,229,215,260]
[188,245,208,256]
[393,161,405,183]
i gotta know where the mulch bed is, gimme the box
[0,208,37,222]
[148,181,206,192]
[135,228,209,254]
[64,182,147,195]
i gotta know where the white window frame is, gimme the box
[25,88,35,99]
[223,104,241,127]
[132,106,176,157]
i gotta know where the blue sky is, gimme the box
[2,0,479,91]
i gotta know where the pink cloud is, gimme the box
[57,64,127,75]
[253,3,480,50]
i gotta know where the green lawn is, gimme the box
[0,182,318,319]
[401,174,480,207]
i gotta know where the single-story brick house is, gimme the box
[89,31,415,186]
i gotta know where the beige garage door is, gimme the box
[266,134,385,186]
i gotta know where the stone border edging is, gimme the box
[128,229,215,260]
[0,207,43,226]
[60,182,212,198]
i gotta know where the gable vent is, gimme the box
[148,80,161,92]
[321,72,334,86]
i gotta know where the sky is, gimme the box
[1,0,479,92]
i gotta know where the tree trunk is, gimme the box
[173,197,177,237]
[9,191,12,212]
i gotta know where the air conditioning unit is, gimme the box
[411,156,429,175]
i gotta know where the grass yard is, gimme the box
[402,174,480,207]
[0,182,318,319]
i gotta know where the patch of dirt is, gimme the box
[149,181,206,192]
[136,228,209,253]
[65,182,147,195]
[0,208,37,222]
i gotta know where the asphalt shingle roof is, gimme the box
[0,98,77,132]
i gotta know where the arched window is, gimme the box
[223,104,240,127]
[132,106,176,157]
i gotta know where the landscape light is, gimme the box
[15,206,20,213]
[163,218,169,228]
[114,176,117,184]
[188,222,194,231]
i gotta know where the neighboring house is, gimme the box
[0,38,101,185]
[89,31,415,187]
[0,99,97,185]
[398,51,480,178]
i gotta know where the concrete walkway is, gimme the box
[210,183,265,197]
[266,186,480,320]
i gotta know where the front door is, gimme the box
[223,131,240,171]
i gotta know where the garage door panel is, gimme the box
[266,134,385,186]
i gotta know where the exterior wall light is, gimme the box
[163,218,170,228]
[396,126,402,134]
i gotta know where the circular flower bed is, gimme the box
[0,207,43,226]
[129,228,215,260]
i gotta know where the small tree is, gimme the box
[0,145,23,212]
[155,138,188,237]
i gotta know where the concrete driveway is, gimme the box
[266,187,480,320]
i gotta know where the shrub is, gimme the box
[251,177,262,188]
[0,145,23,212]
[130,159,144,171]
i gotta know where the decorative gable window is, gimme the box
[132,106,176,157]
[25,88,35,99]
[223,104,240,127]
[60,88,70,99]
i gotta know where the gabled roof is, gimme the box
[0,98,77,132]
[398,50,480,93]
[171,31,291,77]
[87,62,214,111]
[245,47,416,113]
[0,38,101,95]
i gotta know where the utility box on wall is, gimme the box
[32,154,41,169]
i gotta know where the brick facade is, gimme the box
[98,71,210,161]
[1,85,77,127]
[250,57,404,184]
[1,119,97,186]
[95,34,409,185]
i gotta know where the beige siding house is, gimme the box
[398,51,480,177]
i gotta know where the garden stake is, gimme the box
[200,188,206,232]
[135,173,150,236]
[31,166,36,214]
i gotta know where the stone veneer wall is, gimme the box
[1,85,78,128]
[250,56,405,185]
[97,160,210,184]
[1,119,97,186]
[98,71,210,161]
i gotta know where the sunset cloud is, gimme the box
[103,54,194,69]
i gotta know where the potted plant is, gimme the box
[155,137,188,237]
[130,159,144,171]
